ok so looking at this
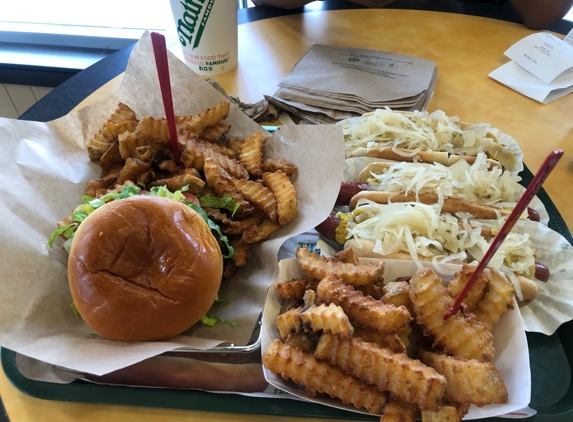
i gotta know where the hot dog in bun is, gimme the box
[341,153,540,221]
[333,199,544,305]
[67,194,223,342]
[340,108,520,172]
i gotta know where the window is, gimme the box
[0,1,254,85]
[1,0,175,51]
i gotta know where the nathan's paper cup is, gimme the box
[169,0,238,76]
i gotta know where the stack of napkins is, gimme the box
[489,32,573,104]
[267,44,438,124]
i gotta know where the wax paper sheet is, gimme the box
[0,32,346,376]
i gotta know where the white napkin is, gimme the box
[489,32,573,104]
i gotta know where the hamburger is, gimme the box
[66,194,223,342]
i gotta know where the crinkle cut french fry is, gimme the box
[262,157,298,177]
[63,101,301,283]
[87,120,139,161]
[317,275,411,334]
[420,405,463,422]
[241,218,281,244]
[196,100,230,132]
[276,306,304,339]
[333,247,360,265]
[356,283,384,300]
[115,157,151,185]
[276,303,354,339]
[239,131,264,177]
[352,325,406,354]
[382,281,413,314]
[262,170,298,226]
[262,339,387,414]
[135,115,171,142]
[447,265,490,311]
[300,303,354,338]
[200,123,231,143]
[235,179,278,222]
[205,146,249,180]
[419,350,508,407]
[274,278,315,300]
[409,268,494,362]
[203,157,255,218]
[210,212,264,236]
[86,102,137,161]
[296,247,385,287]
[314,333,446,411]
[109,102,137,123]
[472,268,515,331]
[148,172,205,194]
[283,332,316,354]
[176,100,230,137]
[228,236,249,267]
[181,135,248,179]
[380,397,419,422]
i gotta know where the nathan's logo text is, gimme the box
[176,0,214,49]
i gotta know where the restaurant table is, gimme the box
[2,1,573,421]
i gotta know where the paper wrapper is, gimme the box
[261,258,531,420]
[0,32,346,376]
[514,220,573,334]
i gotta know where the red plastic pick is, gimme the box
[151,32,182,166]
[444,149,564,320]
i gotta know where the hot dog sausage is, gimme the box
[527,207,540,222]
[315,213,340,241]
[335,182,368,206]
[535,262,550,282]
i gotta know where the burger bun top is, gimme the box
[67,195,223,342]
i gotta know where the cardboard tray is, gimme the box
[2,165,573,421]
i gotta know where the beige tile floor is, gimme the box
[0,83,53,119]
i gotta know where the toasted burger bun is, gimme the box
[348,190,509,220]
[68,195,223,342]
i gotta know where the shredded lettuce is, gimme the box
[201,314,240,327]
[148,185,185,201]
[185,201,234,258]
[200,295,238,327]
[71,302,81,318]
[50,184,235,259]
[47,223,78,247]
[199,193,240,217]
[70,204,93,223]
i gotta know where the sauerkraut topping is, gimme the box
[340,200,536,278]
[340,108,498,158]
[365,152,524,205]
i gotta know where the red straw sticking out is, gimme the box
[151,32,182,166]
[444,149,564,320]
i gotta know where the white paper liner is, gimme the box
[261,258,531,420]
[512,220,573,334]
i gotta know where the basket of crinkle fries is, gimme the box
[261,247,531,421]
